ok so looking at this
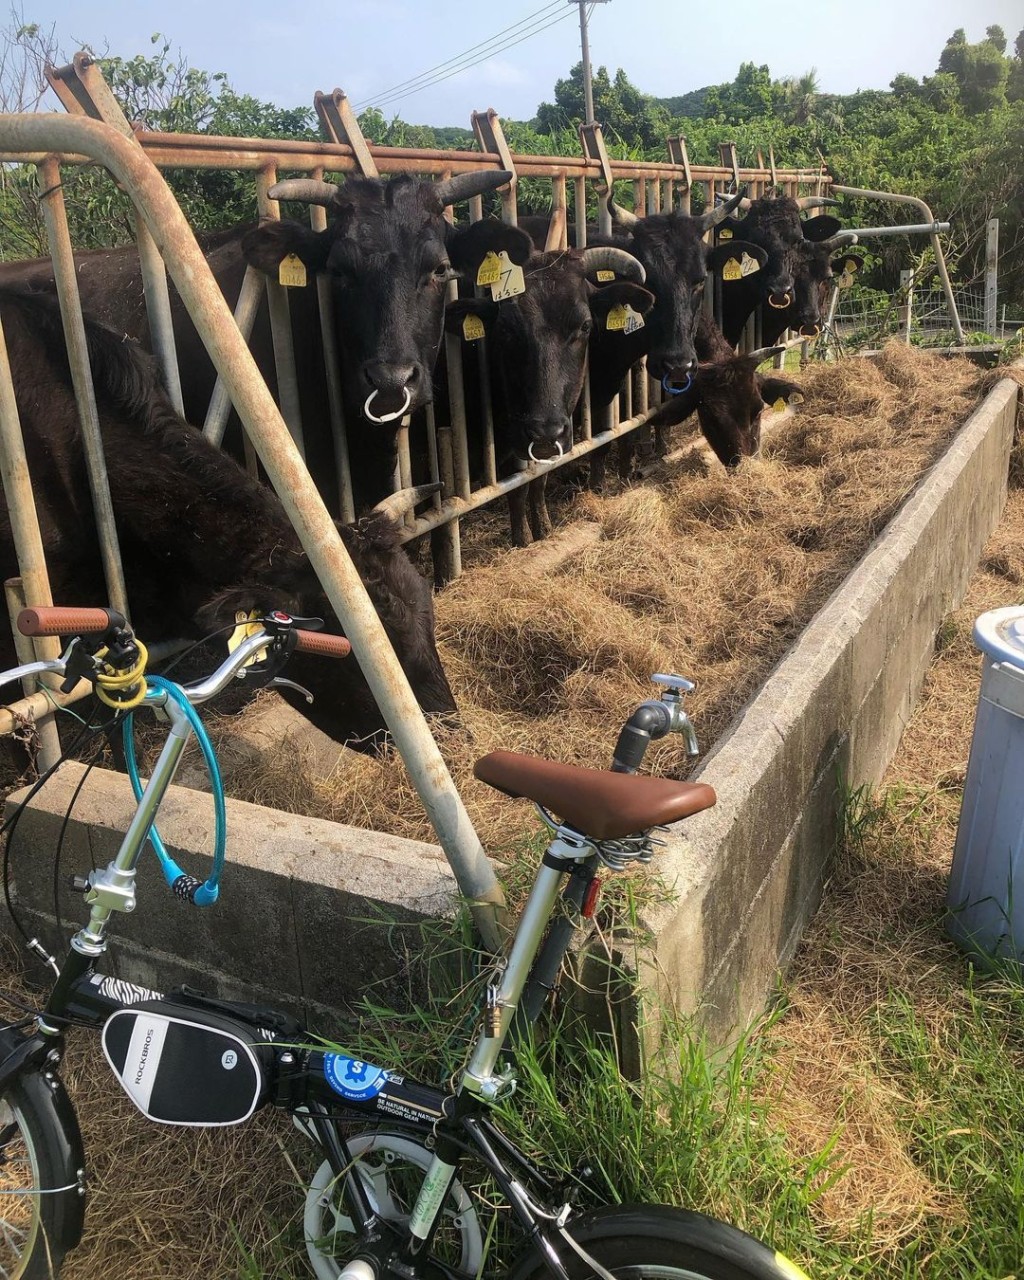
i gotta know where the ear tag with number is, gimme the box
[605,304,645,334]
[476,252,502,287]
[227,610,264,669]
[721,257,742,282]
[462,313,486,342]
[490,251,526,301]
[788,392,804,405]
[278,254,307,288]
[772,397,786,412]
[845,258,860,274]
[740,252,760,277]
[719,227,734,240]
[837,271,854,289]
[595,268,616,282]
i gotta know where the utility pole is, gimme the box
[572,0,610,125]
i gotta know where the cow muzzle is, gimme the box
[768,292,792,309]
[528,439,566,465]
[798,323,821,338]
[662,369,694,395]
[361,361,422,423]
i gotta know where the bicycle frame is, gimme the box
[5,657,607,1276]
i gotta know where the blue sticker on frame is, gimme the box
[323,1054,390,1101]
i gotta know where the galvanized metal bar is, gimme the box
[0,304,65,752]
[465,195,497,489]
[829,222,950,239]
[831,183,963,344]
[255,165,306,459]
[426,402,460,587]
[38,155,129,621]
[580,123,613,236]
[135,216,184,413]
[1,113,508,945]
[313,89,380,178]
[4,578,61,769]
[308,169,356,522]
[471,109,517,224]
[573,176,587,249]
[202,266,266,446]
[985,218,999,337]
[395,399,669,541]
[547,173,567,251]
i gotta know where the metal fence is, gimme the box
[833,282,989,348]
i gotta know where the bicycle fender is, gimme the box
[0,1027,87,1252]
[508,1203,805,1280]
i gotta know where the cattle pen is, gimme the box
[1,51,1004,1062]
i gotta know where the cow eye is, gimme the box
[427,261,452,285]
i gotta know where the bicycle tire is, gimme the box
[510,1204,809,1280]
[0,1062,85,1279]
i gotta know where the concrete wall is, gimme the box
[632,373,1020,1046]
[5,374,1019,1046]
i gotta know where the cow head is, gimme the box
[601,190,767,390]
[444,246,652,467]
[240,172,529,428]
[197,489,455,749]
[649,347,804,469]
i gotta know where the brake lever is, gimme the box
[268,676,313,704]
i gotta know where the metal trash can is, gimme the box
[946,606,1024,964]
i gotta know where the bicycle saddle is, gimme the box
[473,751,717,841]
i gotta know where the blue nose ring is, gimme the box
[662,372,693,396]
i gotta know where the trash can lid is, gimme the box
[974,606,1024,671]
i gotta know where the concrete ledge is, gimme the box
[631,373,1020,1045]
[5,765,457,1022]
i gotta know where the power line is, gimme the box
[355,1,570,112]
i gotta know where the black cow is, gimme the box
[715,195,863,347]
[647,311,804,469]
[0,287,456,747]
[443,240,653,544]
[0,171,527,510]
[595,190,769,389]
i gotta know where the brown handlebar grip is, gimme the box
[17,606,124,638]
[293,629,351,659]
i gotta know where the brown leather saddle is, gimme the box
[474,751,716,842]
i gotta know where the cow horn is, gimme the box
[267,179,341,207]
[372,482,443,521]
[715,192,752,212]
[746,345,787,365]
[697,186,747,231]
[580,246,646,283]
[819,231,860,251]
[603,193,639,230]
[796,196,842,211]
[432,170,513,207]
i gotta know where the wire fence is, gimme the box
[831,279,1023,350]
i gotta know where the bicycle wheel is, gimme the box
[0,1068,85,1279]
[304,1131,483,1279]
[511,1204,810,1280]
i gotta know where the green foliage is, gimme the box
[535,61,669,150]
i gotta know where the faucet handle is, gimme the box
[651,673,695,697]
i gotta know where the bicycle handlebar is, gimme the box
[292,629,351,659]
[17,606,127,637]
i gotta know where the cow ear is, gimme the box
[240,221,331,276]
[195,584,302,635]
[588,281,655,321]
[706,241,768,277]
[800,215,843,242]
[832,253,864,275]
[443,297,499,338]
[758,375,805,408]
[447,218,533,275]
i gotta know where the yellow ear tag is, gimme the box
[845,258,860,273]
[278,253,307,288]
[489,251,526,301]
[227,609,264,669]
[772,397,786,412]
[740,252,760,276]
[476,251,501,287]
[837,271,854,289]
[605,304,627,331]
[721,257,742,282]
[788,392,805,405]
[462,313,486,342]
[595,269,616,282]
[719,227,734,240]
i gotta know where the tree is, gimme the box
[535,62,668,150]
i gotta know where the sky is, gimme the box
[23,0,1024,127]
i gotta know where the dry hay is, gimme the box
[208,343,993,848]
